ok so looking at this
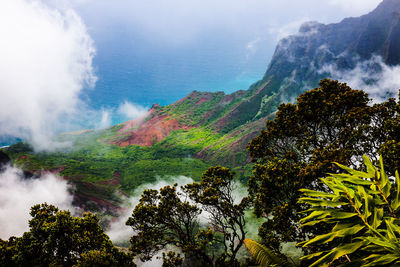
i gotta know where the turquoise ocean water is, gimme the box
[84,26,271,125]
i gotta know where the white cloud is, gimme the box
[0,0,96,151]
[117,101,148,120]
[320,55,400,102]
[0,165,75,239]
[245,37,261,60]
[268,18,312,42]
[96,108,112,129]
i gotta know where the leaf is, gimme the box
[302,224,365,247]
[300,210,330,224]
[332,223,356,232]
[358,186,372,219]
[300,251,324,260]
[332,173,373,186]
[364,236,397,250]
[384,219,397,240]
[363,155,376,178]
[299,189,336,198]
[334,162,374,179]
[298,197,348,207]
[300,209,357,225]
[391,171,400,211]
[371,208,383,229]
[363,253,400,266]
[243,238,295,267]
[300,220,326,227]
[329,211,358,219]
[308,241,367,267]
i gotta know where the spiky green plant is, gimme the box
[298,155,400,266]
[243,238,296,267]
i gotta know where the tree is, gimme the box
[370,93,400,173]
[0,203,133,266]
[127,167,250,266]
[126,184,214,266]
[161,251,184,267]
[76,248,131,267]
[298,155,400,266]
[248,79,375,250]
[184,166,250,266]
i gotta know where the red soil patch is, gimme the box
[113,113,192,147]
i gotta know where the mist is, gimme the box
[0,0,96,151]
[321,55,400,102]
[0,165,75,239]
[117,101,148,122]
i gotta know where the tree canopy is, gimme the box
[127,167,250,266]
[0,203,133,267]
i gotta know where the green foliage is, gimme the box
[76,248,132,267]
[126,184,213,265]
[0,203,133,266]
[298,155,400,266]
[184,167,250,265]
[161,251,184,267]
[247,79,400,250]
[127,167,251,266]
[243,238,295,267]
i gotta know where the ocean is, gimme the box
[83,26,272,124]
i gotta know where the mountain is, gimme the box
[254,0,400,115]
[3,0,400,212]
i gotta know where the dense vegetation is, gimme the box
[0,204,133,266]
[298,155,400,266]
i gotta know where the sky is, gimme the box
[0,0,383,149]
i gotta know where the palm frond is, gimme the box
[243,238,295,267]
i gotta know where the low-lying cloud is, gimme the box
[117,101,148,121]
[0,0,96,151]
[320,55,400,102]
[0,165,75,239]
